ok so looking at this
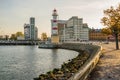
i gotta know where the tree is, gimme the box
[101,4,120,50]
[5,35,9,40]
[101,28,112,35]
[10,34,17,40]
[101,28,112,43]
[41,33,47,41]
[10,32,24,40]
[16,32,24,37]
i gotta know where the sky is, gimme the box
[0,0,120,37]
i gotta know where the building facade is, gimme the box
[24,24,31,40]
[65,16,89,41]
[89,29,107,41]
[57,20,67,42]
[34,27,38,40]
[30,17,35,40]
[51,9,89,43]
[24,17,38,40]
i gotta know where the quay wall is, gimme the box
[0,43,38,45]
[59,43,102,80]
[34,43,102,80]
[0,40,40,45]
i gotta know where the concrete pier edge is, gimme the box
[34,43,102,80]
[60,43,102,80]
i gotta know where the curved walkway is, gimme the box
[87,42,120,80]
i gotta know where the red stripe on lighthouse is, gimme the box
[52,27,58,30]
[53,20,57,22]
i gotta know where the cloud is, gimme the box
[0,0,120,36]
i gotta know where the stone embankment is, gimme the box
[34,43,102,80]
[0,40,39,45]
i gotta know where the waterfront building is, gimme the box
[24,17,38,40]
[89,28,120,41]
[81,23,89,40]
[65,16,89,41]
[30,17,35,40]
[57,20,67,42]
[24,24,31,40]
[89,29,107,41]
[51,9,89,43]
[34,27,38,40]
[17,36,24,40]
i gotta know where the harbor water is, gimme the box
[0,46,78,80]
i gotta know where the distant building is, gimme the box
[24,17,38,40]
[34,27,38,40]
[17,36,24,40]
[89,28,120,41]
[65,16,89,41]
[57,20,67,42]
[51,9,89,43]
[89,29,107,41]
[24,24,31,40]
[81,23,89,40]
[30,17,35,40]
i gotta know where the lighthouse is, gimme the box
[51,9,59,43]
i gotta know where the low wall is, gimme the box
[60,43,102,80]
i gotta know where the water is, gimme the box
[0,46,78,80]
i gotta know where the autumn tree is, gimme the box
[5,35,9,40]
[10,34,17,40]
[101,27,112,35]
[101,28,112,42]
[16,32,24,37]
[10,32,23,40]
[41,33,47,41]
[101,4,120,50]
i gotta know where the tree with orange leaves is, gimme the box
[101,4,120,49]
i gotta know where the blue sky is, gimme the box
[0,0,120,37]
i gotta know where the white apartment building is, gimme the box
[65,16,89,42]
[24,24,31,40]
[57,20,67,42]
[34,27,38,40]
[24,17,38,40]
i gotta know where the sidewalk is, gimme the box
[87,42,120,80]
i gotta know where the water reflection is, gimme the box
[0,46,78,80]
[51,49,58,68]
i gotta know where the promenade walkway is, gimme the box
[87,42,120,80]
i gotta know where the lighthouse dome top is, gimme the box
[52,9,58,16]
[53,9,57,12]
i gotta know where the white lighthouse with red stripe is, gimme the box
[51,9,58,35]
[51,9,59,43]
